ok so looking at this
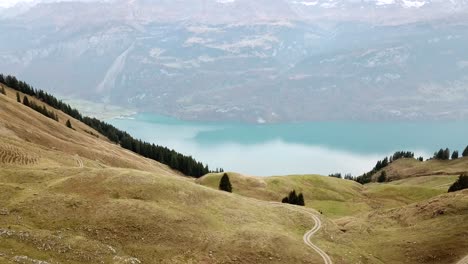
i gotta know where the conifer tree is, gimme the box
[66,119,72,129]
[443,148,450,160]
[451,151,459,160]
[288,190,298,204]
[377,171,387,183]
[297,193,305,206]
[16,92,21,102]
[463,146,468,157]
[219,173,232,193]
[448,173,468,192]
[23,96,30,107]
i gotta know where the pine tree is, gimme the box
[0,86,5,95]
[297,193,305,206]
[448,173,468,192]
[288,190,298,204]
[281,197,289,203]
[16,92,21,102]
[451,151,459,160]
[463,146,468,157]
[443,148,450,160]
[23,96,30,107]
[66,119,72,129]
[219,173,232,193]
[377,171,387,183]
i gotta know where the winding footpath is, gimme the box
[74,155,84,168]
[303,213,333,264]
[270,202,333,264]
[456,255,468,264]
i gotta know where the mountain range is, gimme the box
[1,0,468,122]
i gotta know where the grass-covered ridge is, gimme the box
[0,74,214,177]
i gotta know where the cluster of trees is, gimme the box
[0,73,216,178]
[433,148,451,160]
[219,173,232,193]
[433,146,468,160]
[392,151,415,161]
[448,173,468,192]
[328,173,354,180]
[281,190,305,206]
[23,96,59,122]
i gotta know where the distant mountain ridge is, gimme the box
[1,0,468,122]
[3,0,468,24]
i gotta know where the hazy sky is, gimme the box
[0,0,102,8]
[0,0,31,8]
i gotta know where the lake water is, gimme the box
[109,113,468,176]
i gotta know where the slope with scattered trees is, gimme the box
[0,73,215,178]
[355,151,417,184]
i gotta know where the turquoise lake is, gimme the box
[109,113,468,176]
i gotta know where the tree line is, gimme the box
[433,147,468,160]
[329,173,353,180]
[22,95,59,122]
[0,73,217,178]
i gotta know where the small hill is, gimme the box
[198,172,461,219]
[372,157,468,182]
[197,173,370,218]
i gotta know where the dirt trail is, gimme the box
[456,255,468,264]
[258,199,332,264]
[74,155,84,168]
[278,204,333,264]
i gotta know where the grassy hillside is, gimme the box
[197,173,371,219]
[1,83,467,264]
[372,157,468,181]
[197,172,461,219]
[0,84,363,263]
[336,189,468,263]
[198,172,468,263]
[0,166,333,263]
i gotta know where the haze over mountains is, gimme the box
[1,0,468,122]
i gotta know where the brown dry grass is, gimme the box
[372,158,468,181]
[1,85,467,263]
[1,86,359,263]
